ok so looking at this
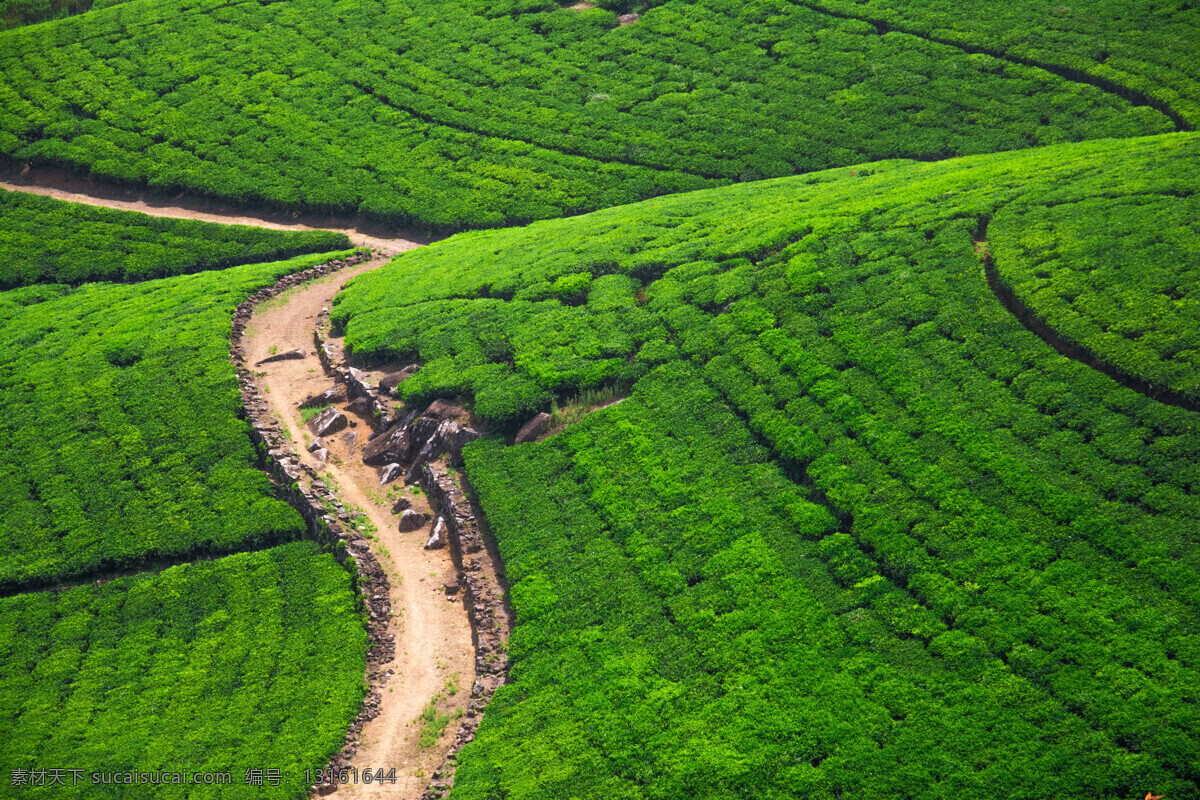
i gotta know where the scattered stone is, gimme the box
[392,496,413,513]
[361,422,411,466]
[299,385,345,410]
[514,412,551,444]
[618,12,639,24]
[346,366,372,398]
[307,407,348,437]
[398,509,428,531]
[377,463,403,485]
[444,579,460,595]
[423,399,466,422]
[307,438,325,453]
[254,348,306,366]
[341,430,358,456]
[425,517,448,550]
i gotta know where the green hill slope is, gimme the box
[0,0,1184,228]
[333,133,1200,799]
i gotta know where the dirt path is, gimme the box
[0,177,421,256]
[244,259,477,798]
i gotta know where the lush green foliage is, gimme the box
[781,0,1200,126]
[1,0,122,30]
[335,133,1200,798]
[0,0,1176,228]
[0,250,356,590]
[990,191,1200,405]
[0,188,350,288]
[0,541,367,799]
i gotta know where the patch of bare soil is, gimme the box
[244,259,476,798]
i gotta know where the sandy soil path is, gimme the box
[244,259,476,798]
[0,177,421,256]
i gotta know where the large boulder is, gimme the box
[341,430,358,456]
[398,509,428,532]
[345,396,374,417]
[391,496,412,513]
[514,412,551,444]
[361,422,411,466]
[405,419,483,482]
[307,407,347,437]
[299,385,346,409]
[346,366,373,398]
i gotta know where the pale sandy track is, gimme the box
[244,259,476,799]
[0,179,419,256]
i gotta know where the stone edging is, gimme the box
[417,464,512,800]
[226,250,399,795]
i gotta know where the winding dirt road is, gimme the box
[2,175,474,797]
[244,260,478,798]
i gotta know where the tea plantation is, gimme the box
[0,0,1189,228]
[0,193,370,797]
[333,133,1200,798]
[0,542,365,799]
[0,187,349,287]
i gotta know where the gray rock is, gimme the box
[444,578,459,595]
[346,366,372,398]
[361,422,411,466]
[345,396,374,417]
[312,448,329,462]
[514,412,551,445]
[307,438,325,453]
[341,430,358,456]
[391,496,413,513]
[618,12,639,24]
[254,348,306,366]
[397,509,428,532]
[307,407,347,437]
[377,463,403,485]
[299,385,346,409]
[425,517,448,550]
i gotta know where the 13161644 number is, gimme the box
[305,768,397,785]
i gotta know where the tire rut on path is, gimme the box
[242,256,478,799]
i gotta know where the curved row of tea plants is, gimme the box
[1,0,123,31]
[0,0,1177,228]
[0,243,358,590]
[0,187,350,288]
[0,541,367,799]
[333,133,1200,798]
[989,190,1200,408]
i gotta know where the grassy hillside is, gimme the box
[0,187,350,287]
[333,133,1200,798]
[0,542,366,799]
[0,0,1182,228]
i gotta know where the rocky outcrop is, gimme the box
[361,421,412,466]
[514,412,551,444]
[425,517,448,550]
[377,463,403,485]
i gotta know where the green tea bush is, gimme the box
[0,249,355,590]
[335,133,1200,798]
[0,0,1179,228]
[0,188,350,288]
[0,542,367,799]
